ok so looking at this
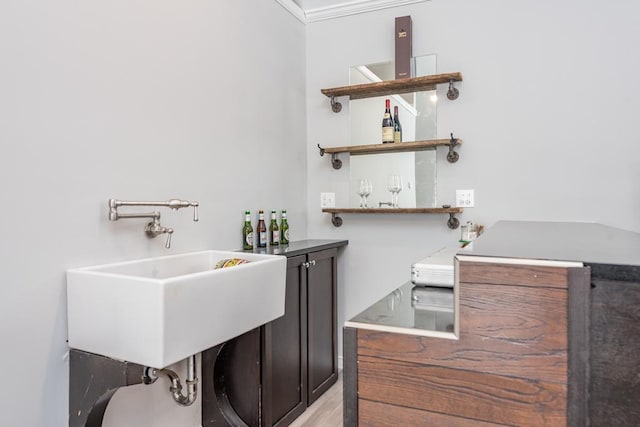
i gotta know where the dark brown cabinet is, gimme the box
[262,253,307,426]
[202,242,344,427]
[264,248,339,426]
[305,248,339,405]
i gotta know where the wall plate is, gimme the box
[455,189,474,208]
[320,192,336,208]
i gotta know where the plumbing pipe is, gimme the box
[143,355,198,407]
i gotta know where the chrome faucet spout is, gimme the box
[108,198,199,248]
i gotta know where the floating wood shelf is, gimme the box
[318,135,463,169]
[322,207,463,229]
[321,72,462,101]
[321,138,462,155]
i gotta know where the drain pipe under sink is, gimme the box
[143,355,198,406]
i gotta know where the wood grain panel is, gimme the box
[460,282,568,356]
[357,281,569,384]
[359,399,506,427]
[459,262,569,289]
[358,357,567,427]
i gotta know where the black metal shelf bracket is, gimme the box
[331,213,343,227]
[447,79,460,100]
[318,144,342,169]
[330,96,342,113]
[447,133,460,163]
[442,204,461,229]
[331,154,342,169]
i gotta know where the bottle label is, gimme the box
[284,229,289,241]
[382,126,394,142]
[272,230,280,242]
[245,232,253,246]
[259,231,267,245]
[394,130,401,143]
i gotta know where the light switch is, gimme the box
[320,192,335,208]
[455,189,475,208]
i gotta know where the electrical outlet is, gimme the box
[456,189,475,207]
[320,192,335,208]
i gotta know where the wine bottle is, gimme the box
[242,210,254,250]
[269,210,280,246]
[393,106,402,143]
[381,99,394,143]
[257,210,267,248]
[280,210,289,245]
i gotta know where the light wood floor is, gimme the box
[289,373,343,427]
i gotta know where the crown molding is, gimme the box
[306,0,429,22]
[274,0,307,23]
[275,0,430,24]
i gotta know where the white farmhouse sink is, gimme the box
[67,250,286,368]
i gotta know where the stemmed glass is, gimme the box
[387,175,403,208]
[357,179,373,208]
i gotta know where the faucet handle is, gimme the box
[165,228,174,249]
[191,202,199,222]
[166,199,199,222]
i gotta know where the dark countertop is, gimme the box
[240,239,348,258]
[460,221,640,281]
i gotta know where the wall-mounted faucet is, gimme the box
[108,198,199,248]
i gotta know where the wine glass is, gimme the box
[357,179,367,208]
[387,175,402,208]
[394,176,403,208]
[363,179,372,207]
[357,179,372,208]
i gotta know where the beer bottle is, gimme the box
[257,210,267,248]
[269,210,280,246]
[280,210,289,245]
[242,210,254,250]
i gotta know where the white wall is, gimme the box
[0,1,306,426]
[306,0,640,357]
[3,0,640,424]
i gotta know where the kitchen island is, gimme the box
[344,221,640,426]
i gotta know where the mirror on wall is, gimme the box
[349,54,438,208]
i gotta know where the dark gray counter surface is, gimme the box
[240,239,348,258]
[462,221,640,266]
[460,221,640,281]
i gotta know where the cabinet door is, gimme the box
[264,254,307,427]
[306,248,338,405]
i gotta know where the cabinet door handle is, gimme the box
[302,260,316,269]
[310,260,316,266]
